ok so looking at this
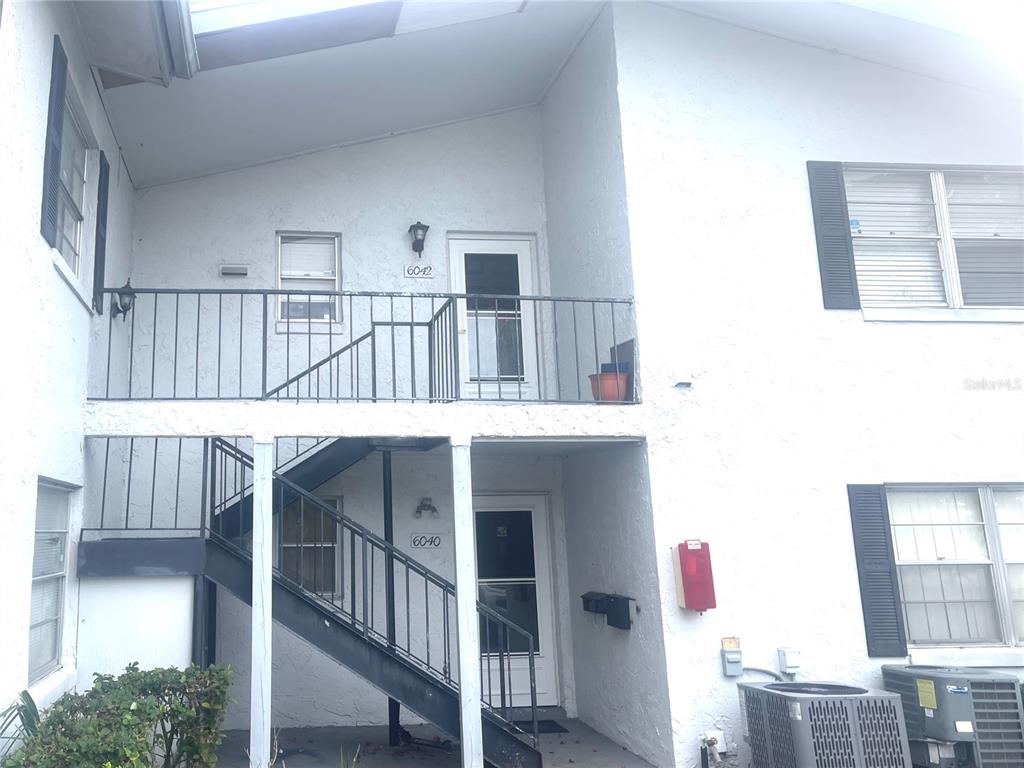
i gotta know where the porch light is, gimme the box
[112,279,137,321]
[408,221,429,256]
[414,497,438,518]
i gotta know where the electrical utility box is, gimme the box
[673,540,716,612]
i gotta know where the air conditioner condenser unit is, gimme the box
[882,664,1024,768]
[738,681,912,768]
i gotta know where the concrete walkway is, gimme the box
[219,720,656,767]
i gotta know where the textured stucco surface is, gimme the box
[611,5,1024,766]
[541,6,636,398]
[0,0,134,709]
[563,443,673,768]
[103,109,554,401]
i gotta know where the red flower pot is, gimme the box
[589,372,629,402]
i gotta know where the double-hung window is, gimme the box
[889,485,1024,646]
[844,167,1024,309]
[55,101,88,273]
[30,482,71,683]
[278,496,341,595]
[278,233,340,322]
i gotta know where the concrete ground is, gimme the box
[219,720,656,767]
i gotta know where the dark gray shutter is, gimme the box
[92,151,110,313]
[807,161,860,309]
[40,35,68,248]
[848,484,907,657]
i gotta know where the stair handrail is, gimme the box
[207,437,539,747]
[263,330,373,399]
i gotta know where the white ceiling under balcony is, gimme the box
[102,1,602,188]
[95,0,1021,189]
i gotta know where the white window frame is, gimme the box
[888,483,1024,649]
[276,231,341,323]
[278,495,342,596]
[847,164,1024,322]
[29,481,73,684]
[55,100,88,275]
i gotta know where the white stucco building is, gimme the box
[1,2,1021,767]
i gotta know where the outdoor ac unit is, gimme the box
[882,665,1024,768]
[738,681,912,768]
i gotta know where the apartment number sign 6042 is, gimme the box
[403,264,433,279]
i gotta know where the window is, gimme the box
[278,496,340,594]
[844,168,1024,309]
[55,101,87,273]
[889,485,1024,646]
[30,483,71,683]
[277,233,340,321]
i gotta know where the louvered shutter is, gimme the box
[40,36,68,248]
[848,484,907,657]
[92,151,110,313]
[807,162,860,309]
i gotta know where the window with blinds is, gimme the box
[278,232,340,321]
[888,486,1024,647]
[30,483,71,683]
[844,167,1024,309]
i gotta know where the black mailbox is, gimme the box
[580,591,634,630]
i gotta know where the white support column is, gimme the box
[450,437,484,768]
[249,440,274,768]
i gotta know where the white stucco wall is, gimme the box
[0,0,134,709]
[611,4,1024,766]
[562,443,673,768]
[218,448,579,730]
[76,577,194,691]
[104,109,552,401]
[540,6,636,399]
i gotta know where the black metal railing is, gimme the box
[91,289,636,404]
[207,438,539,744]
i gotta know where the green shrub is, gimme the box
[3,664,232,768]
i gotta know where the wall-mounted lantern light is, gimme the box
[414,497,438,518]
[408,221,429,256]
[111,279,137,321]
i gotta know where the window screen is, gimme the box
[30,483,71,682]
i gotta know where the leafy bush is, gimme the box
[3,664,232,768]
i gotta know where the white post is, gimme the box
[450,437,484,767]
[249,440,274,768]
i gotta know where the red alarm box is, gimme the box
[673,540,716,612]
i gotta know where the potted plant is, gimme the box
[589,362,630,403]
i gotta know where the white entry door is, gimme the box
[475,495,559,708]
[449,238,539,400]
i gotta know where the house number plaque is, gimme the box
[402,264,434,279]
[410,533,443,549]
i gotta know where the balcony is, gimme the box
[90,289,638,404]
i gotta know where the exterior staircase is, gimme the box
[79,437,542,768]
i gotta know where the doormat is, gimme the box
[514,719,569,734]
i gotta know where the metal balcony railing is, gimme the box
[91,289,637,404]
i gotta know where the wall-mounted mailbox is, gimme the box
[581,591,635,630]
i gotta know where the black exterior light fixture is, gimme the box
[408,221,429,256]
[111,279,137,321]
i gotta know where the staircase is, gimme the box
[184,438,543,767]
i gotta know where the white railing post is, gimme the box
[450,435,484,767]
[249,439,274,767]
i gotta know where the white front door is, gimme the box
[475,494,559,708]
[449,238,539,400]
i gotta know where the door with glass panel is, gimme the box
[475,496,558,707]
[449,238,539,400]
